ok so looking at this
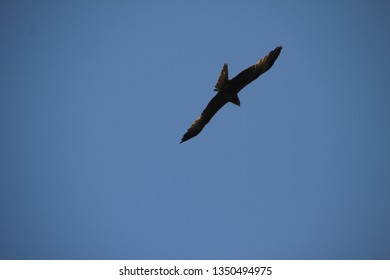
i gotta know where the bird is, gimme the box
[180,46,282,143]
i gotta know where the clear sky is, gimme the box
[1,1,389,260]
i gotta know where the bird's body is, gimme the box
[180,46,282,143]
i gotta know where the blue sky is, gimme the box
[1,1,389,259]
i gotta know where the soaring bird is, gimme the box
[180,46,282,143]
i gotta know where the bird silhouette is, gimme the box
[180,46,282,143]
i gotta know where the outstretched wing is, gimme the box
[180,92,227,143]
[231,46,282,93]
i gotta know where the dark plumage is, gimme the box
[180,46,282,143]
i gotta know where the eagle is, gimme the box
[180,46,282,143]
